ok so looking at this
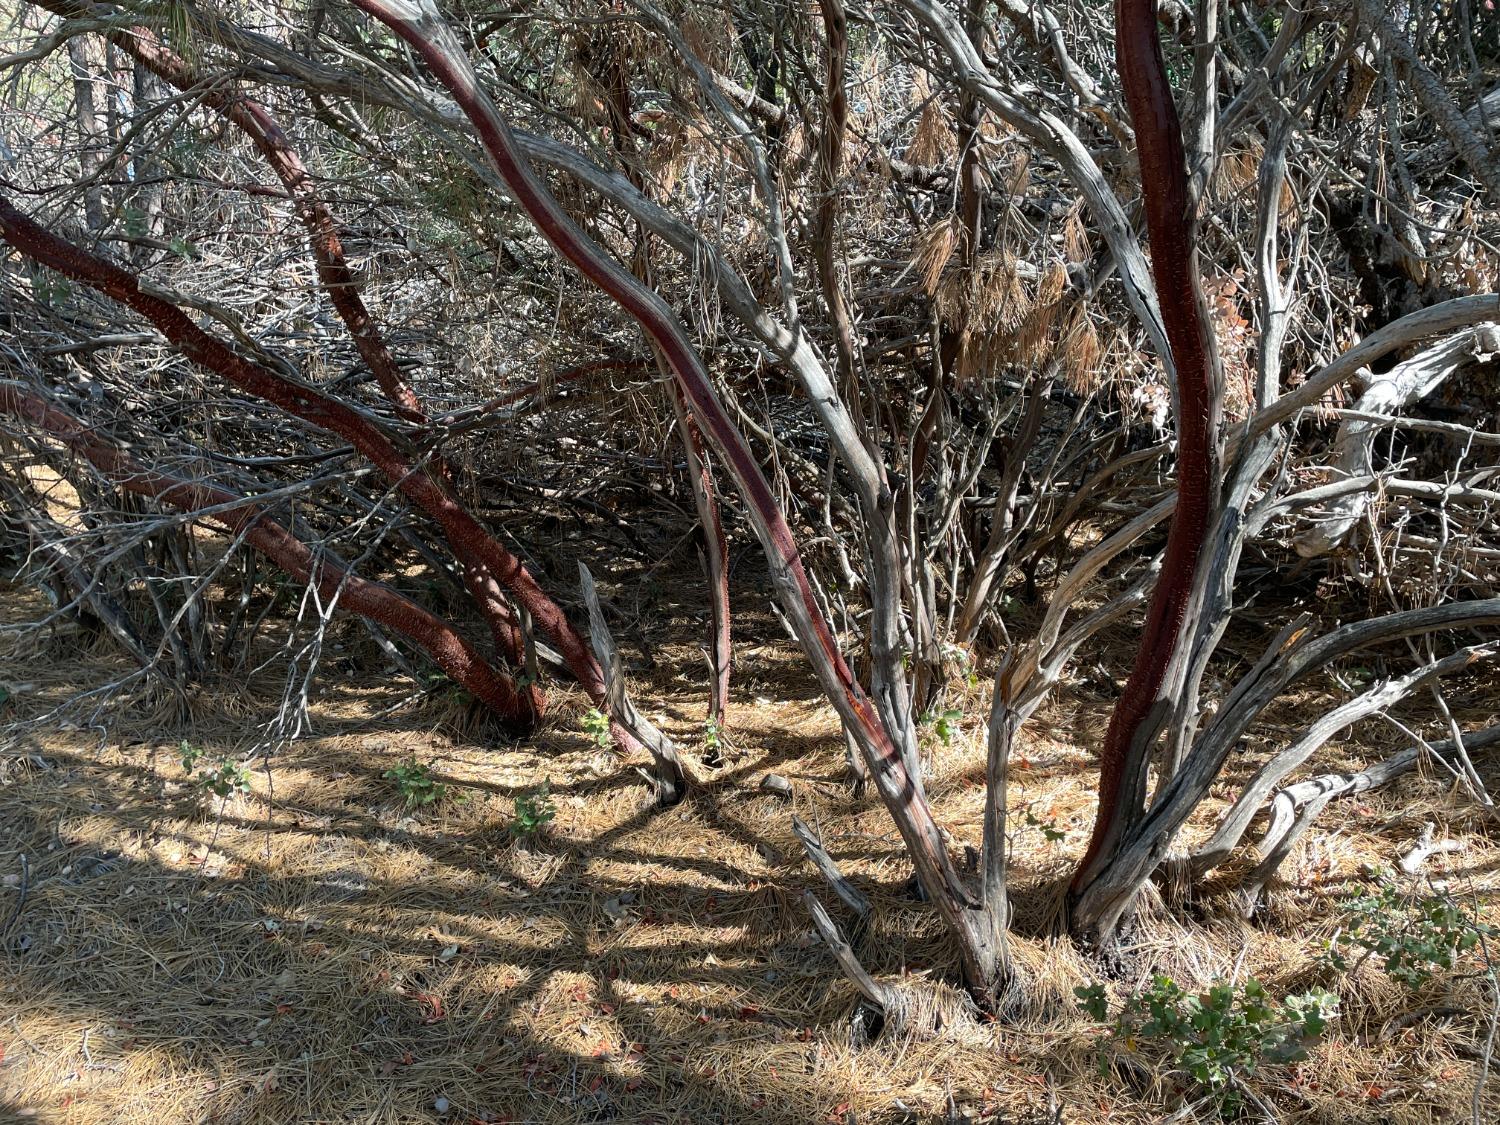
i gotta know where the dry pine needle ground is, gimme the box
[1,583,1497,1125]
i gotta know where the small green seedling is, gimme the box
[176,742,251,800]
[383,757,450,809]
[703,716,722,753]
[1023,806,1067,842]
[1076,976,1339,1116]
[920,707,965,745]
[940,642,979,689]
[581,708,612,748]
[178,740,204,772]
[199,758,252,800]
[511,783,556,840]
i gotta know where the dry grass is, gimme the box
[1,580,1498,1125]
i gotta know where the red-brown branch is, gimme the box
[1072,0,1220,891]
[0,196,610,720]
[353,0,987,984]
[0,385,538,725]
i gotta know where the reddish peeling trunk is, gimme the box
[1071,0,1220,894]
[0,386,538,726]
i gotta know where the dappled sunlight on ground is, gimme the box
[2,582,1498,1123]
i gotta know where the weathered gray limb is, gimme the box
[1327,410,1500,448]
[1194,643,1500,873]
[1238,785,1338,911]
[1428,681,1497,817]
[991,0,1107,108]
[1255,724,1500,862]
[977,676,1015,987]
[1186,0,1218,201]
[1032,564,1158,702]
[1005,498,1174,703]
[1245,295,1500,438]
[1071,598,1500,939]
[1410,85,1500,173]
[1355,0,1500,201]
[802,891,892,1011]
[578,563,686,804]
[1399,823,1464,875]
[1294,325,1500,557]
[792,815,871,919]
[954,382,1051,644]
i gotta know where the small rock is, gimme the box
[759,773,793,798]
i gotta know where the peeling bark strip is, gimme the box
[0,197,593,718]
[0,385,536,726]
[351,0,1004,991]
[1071,0,1221,897]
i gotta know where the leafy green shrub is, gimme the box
[383,757,450,809]
[1324,879,1496,988]
[510,783,556,840]
[200,759,253,800]
[1077,976,1339,1115]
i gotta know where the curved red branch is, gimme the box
[351,0,986,972]
[0,197,608,716]
[0,385,538,726]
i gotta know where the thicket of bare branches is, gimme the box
[2,0,1498,1012]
